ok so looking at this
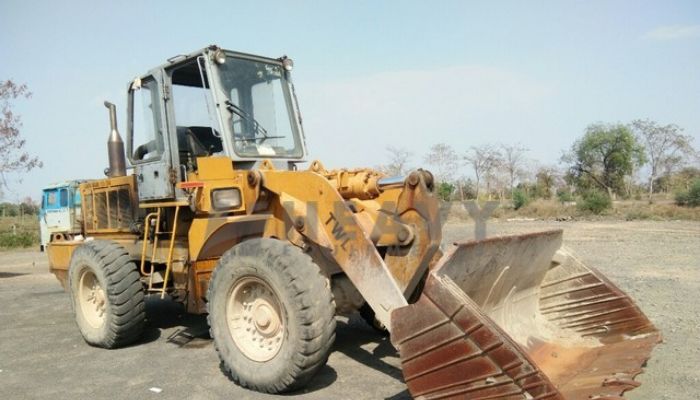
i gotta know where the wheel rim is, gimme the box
[226,276,285,362]
[78,268,106,329]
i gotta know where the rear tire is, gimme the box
[207,238,336,393]
[68,240,145,348]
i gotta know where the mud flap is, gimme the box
[390,230,661,400]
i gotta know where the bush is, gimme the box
[437,182,455,201]
[512,189,530,210]
[624,209,652,221]
[577,191,612,214]
[556,189,574,203]
[675,179,700,207]
[0,231,37,248]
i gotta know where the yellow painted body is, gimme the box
[47,155,440,316]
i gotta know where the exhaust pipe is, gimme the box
[104,101,126,177]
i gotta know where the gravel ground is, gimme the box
[0,220,698,399]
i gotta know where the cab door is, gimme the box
[127,71,175,201]
[42,188,70,231]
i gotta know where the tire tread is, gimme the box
[207,239,336,393]
[69,240,145,348]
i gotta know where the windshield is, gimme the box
[217,56,302,158]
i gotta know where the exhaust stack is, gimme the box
[104,101,126,177]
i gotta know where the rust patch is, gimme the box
[392,275,562,399]
[390,231,660,399]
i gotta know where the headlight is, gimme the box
[212,49,227,65]
[211,188,242,210]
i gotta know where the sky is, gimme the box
[1,0,699,201]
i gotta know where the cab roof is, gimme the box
[42,180,85,190]
[142,45,286,79]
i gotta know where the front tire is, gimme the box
[207,238,336,393]
[68,240,145,348]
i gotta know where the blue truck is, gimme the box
[39,181,84,251]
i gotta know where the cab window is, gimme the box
[59,188,68,207]
[170,59,223,169]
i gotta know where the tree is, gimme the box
[671,167,700,192]
[0,202,19,217]
[458,178,476,199]
[563,123,646,198]
[499,143,528,198]
[630,119,696,198]
[436,182,455,201]
[464,144,501,199]
[20,196,39,215]
[534,165,559,199]
[423,143,459,183]
[488,167,509,201]
[378,146,413,176]
[1,80,42,191]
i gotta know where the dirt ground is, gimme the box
[0,220,698,399]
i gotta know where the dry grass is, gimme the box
[506,199,577,219]
[612,201,700,221]
[0,216,40,248]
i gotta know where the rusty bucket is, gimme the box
[391,230,661,399]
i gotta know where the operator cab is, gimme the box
[124,46,306,201]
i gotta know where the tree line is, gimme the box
[377,120,699,206]
[0,198,40,217]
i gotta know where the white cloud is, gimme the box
[644,25,700,40]
[296,65,554,170]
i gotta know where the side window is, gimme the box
[170,60,223,163]
[173,84,212,127]
[59,188,68,207]
[131,78,163,161]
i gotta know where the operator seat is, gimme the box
[177,126,223,169]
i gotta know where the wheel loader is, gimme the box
[46,45,660,399]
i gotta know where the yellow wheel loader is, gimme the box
[46,45,660,399]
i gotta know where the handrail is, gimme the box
[139,212,159,276]
[160,205,181,299]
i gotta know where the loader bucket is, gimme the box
[391,230,661,400]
